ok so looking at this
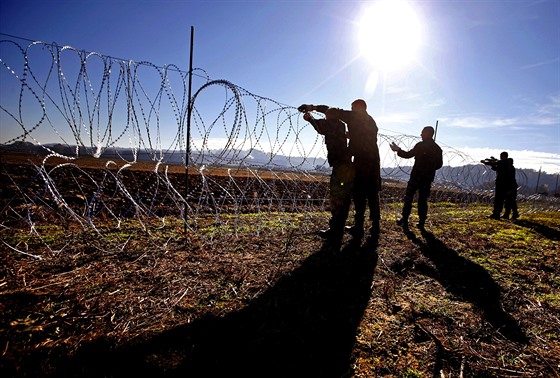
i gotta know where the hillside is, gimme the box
[2,142,559,196]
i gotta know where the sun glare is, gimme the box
[358,0,422,72]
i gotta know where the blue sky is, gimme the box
[1,0,559,173]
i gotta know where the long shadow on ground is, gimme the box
[404,227,528,344]
[52,237,379,378]
[514,219,560,241]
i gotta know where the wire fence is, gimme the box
[1,37,558,257]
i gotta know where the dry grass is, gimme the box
[1,153,559,377]
[1,207,559,377]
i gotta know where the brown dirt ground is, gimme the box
[1,153,559,377]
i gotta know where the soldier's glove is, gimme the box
[298,104,312,113]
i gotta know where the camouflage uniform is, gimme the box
[318,106,381,237]
[308,117,354,240]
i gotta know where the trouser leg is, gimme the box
[352,169,368,229]
[368,174,381,231]
[401,180,417,220]
[353,191,366,229]
[353,160,378,236]
[417,182,431,223]
[509,190,518,218]
[493,188,505,217]
[329,163,354,238]
[503,204,511,218]
[369,190,380,230]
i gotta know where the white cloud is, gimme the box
[440,116,520,129]
[517,58,560,71]
[377,113,419,125]
[534,94,560,123]
[427,98,446,108]
[442,95,560,129]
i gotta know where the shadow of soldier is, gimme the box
[514,219,560,241]
[403,228,527,344]
[53,237,380,378]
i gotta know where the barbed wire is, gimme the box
[1,38,558,257]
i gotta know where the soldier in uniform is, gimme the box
[390,126,443,229]
[502,157,519,220]
[301,108,354,246]
[482,151,510,220]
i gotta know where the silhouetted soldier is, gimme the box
[301,108,354,245]
[483,151,510,220]
[503,157,519,220]
[299,100,381,240]
[390,126,443,229]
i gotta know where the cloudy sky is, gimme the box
[1,0,559,173]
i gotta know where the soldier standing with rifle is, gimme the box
[481,151,516,220]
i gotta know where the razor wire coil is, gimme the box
[1,38,558,256]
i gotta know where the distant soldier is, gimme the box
[482,151,510,220]
[503,157,519,220]
[390,126,443,229]
[301,108,354,246]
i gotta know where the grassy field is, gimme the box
[1,203,559,377]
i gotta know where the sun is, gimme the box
[357,0,423,72]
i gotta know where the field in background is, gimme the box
[0,151,327,180]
